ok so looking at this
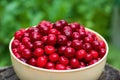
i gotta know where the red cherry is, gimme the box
[76,49,87,60]
[67,41,72,47]
[46,62,55,69]
[34,48,44,57]
[90,50,98,59]
[37,56,47,68]
[41,36,48,44]
[17,44,25,53]
[59,56,69,66]
[99,48,106,58]
[53,21,63,30]
[72,32,80,40]
[30,32,42,42]
[84,54,93,62]
[14,52,21,59]
[22,49,32,59]
[29,58,36,66]
[59,20,68,26]
[12,48,18,53]
[25,42,33,49]
[64,47,75,58]
[38,23,50,35]
[89,59,98,65]
[12,39,20,48]
[55,64,66,70]
[92,40,100,50]
[45,45,55,55]
[57,46,66,55]
[71,39,82,50]
[70,58,80,69]
[49,53,59,62]
[83,43,92,52]
[62,26,73,39]
[33,41,44,49]
[99,40,106,48]
[22,37,30,45]
[14,30,23,40]
[84,36,93,43]
[49,28,59,36]
[47,34,57,45]
[57,35,68,46]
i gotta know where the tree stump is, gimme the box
[0,64,120,80]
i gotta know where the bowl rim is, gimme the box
[9,27,109,73]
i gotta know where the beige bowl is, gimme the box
[9,28,109,80]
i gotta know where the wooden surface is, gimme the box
[0,64,120,80]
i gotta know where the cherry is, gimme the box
[83,43,92,52]
[55,64,66,70]
[84,36,93,43]
[45,45,55,55]
[59,56,69,66]
[38,24,50,35]
[30,32,42,42]
[14,30,24,40]
[70,23,79,31]
[47,34,57,45]
[90,50,98,59]
[84,54,93,62]
[49,53,59,62]
[37,56,47,68]
[17,44,25,53]
[29,58,36,66]
[59,20,68,26]
[33,41,44,49]
[99,40,106,48]
[72,32,80,40]
[41,36,48,44]
[34,48,44,57]
[76,49,87,60]
[92,40,100,50]
[53,21,63,30]
[64,47,75,58]
[70,58,80,68]
[57,35,68,45]
[39,20,51,28]
[12,39,20,48]
[25,42,33,49]
[71,39,82,50]
[62,26,73,39]
[22,49,32,59]
[46,62,55,69]
[67,41,72,47]
[89,59,98,65]
[12,48,18,53]
[49,28,59,36]
[57,46,66,55]
[22,32,29,37]
[14,52,21,59]
[99,48,106,58]
[22,37,30,45]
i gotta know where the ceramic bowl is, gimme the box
[9,28,109,80]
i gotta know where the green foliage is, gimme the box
[0,0,114,66]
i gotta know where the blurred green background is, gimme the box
[0,0,120,69]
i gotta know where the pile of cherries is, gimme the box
[11,20,106,70]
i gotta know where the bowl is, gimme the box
[9,27,109,80]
